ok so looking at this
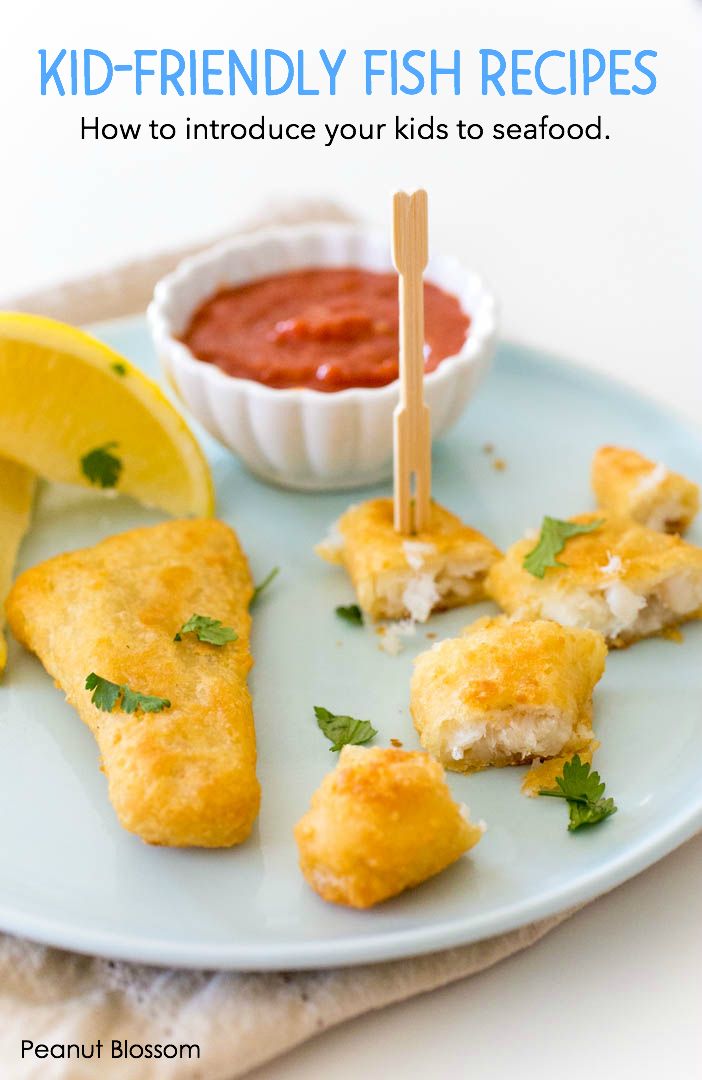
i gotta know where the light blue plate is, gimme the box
[1,316,701,971]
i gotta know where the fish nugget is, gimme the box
[6,518,260,847]
[486,513,702,647]
[294,745,483,908]
[592,445,699,533]
[411,616,606,772]
[316,497,500,622]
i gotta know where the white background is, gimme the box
[2,2,701,1078]
[2,0,701,415]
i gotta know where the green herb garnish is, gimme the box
[335,603,364,626]
[538,754,618,831]
[523,517,604,578]
[251,567,280,606]
[111,362,127,376]
[174,614,238,645]
[314,705,377,753]
[85,673,170,714]
[120,685,172,714]
[80,442,122,489]
[85,672,121,712]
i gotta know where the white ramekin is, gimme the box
[148,224,497,490]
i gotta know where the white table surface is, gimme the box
[2,1,701,1077]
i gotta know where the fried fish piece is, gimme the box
[411,616,606,772]
[486,513,702,647]
[6,518,260,847]
[0,458,36,677]
[592,445,699,533]
[294,745,483,908]
[316,497,501,622]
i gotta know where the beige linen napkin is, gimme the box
[1,198,576,1079]
[0,911,574,1080]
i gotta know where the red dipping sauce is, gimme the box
[181,267,470,392]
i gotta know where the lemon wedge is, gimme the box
[0,458,36,677]
[0,313,214,517]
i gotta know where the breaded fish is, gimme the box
[592,445,699,533]
[294,745,483,908]
[486,513,702,646]
[6,518,260,847]
[0,458,35,677]
[411,616,606,772]
[316,497,501,622]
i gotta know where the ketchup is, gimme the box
[182,268,469,392]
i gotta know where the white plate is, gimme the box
[1,316,701,970]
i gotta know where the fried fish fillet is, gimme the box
[0,458,36,677]
[486,513,702,647]
[591,445,699,533]
[6,518,260,847]
[294,745,483,908]
[411,616,606,772]
[316,497,501,622]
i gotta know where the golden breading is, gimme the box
[592,445,699,533]
[411,616,606,772]
[486,513,702,647]
[316,497,501,622]
[6,519,260,847]
[294,745,483,908]
[0,458,35,676]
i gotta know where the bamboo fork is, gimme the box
[392,188,431,535]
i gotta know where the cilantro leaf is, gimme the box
[121,685,171,714]
[538,754,618,832]
[251,567,280,606]
[523,517,604,578]
[85,672,121,712]
[335,603,364,626]
[80,442,122,489]
[176,614,237,646]
[554,753,607,803]
[567,796,618,831]
[314,705,377,753]
[85,673,170,715]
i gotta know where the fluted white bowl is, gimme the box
[148,224,498,490]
